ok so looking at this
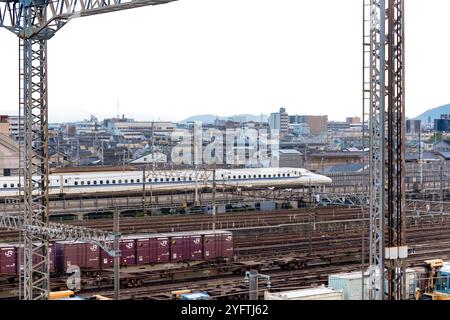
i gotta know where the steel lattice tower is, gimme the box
[1,0,179,300]
[364,0,406,300]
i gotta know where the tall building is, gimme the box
[2,115,24,141]
[406,119,421,135]
[289,114,328,135]
[269,107,288,135]
[0,115,9,136]
[269,112,280,131]
[346,116,361,124]
[434,114,450,133]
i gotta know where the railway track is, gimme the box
[1,206,450,299]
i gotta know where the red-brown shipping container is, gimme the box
[120,239,136,266]
[0,244,17,275]
[170,235,185,262]
[55,242,82,271]
[16,243,56,274]
[100,241,114,268]
[56,241,100,271]
[155,236,170,263]
[189,235,203,261]
[84,243,101,269]
[136,238,151,265]
[202,231,233,259]
[203,233,220,260]
[221,231,234,258]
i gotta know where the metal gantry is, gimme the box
[1,0,179,300]
[365,0,406,300]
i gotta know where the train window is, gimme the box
[118,180,122,183]
[87,181,91,185]
[243,175,246,179]
[233,176,236,179]
[93,181,97,185]
[148,179,152,183]
[178,178,181,181]
[124,179,128,183]
[189,177,192,181]
[112,180,116,184]
[268,175,271,178]
[228,176,231,179]
[282,174,285,177]
[74,181,78,186]
[160,178,164,182]
[258,175,261,178]
[263,175,266,178]
[65,179,68,183]
[3,184,6,188]
[172,178,176,182]
[18,183,21,188]
[254,175,257,178]
[130,179,134,183]
[106,180,110,184]
[287,174,290,177]
[278,174,281,177]
[221,174,224,178]
[100,180,103,184]
[166,178,170,182]
[81,181,85,185]
[238,175,241,179]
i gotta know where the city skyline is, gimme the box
[1,0,450,123]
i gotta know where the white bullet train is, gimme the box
[0,167,332,197]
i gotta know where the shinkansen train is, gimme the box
[0,167,331,197]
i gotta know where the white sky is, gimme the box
[1,0,450,123]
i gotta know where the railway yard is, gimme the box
[1,193,450,300]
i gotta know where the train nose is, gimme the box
[316,175,332,185]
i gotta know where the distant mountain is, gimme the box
[414,104,450,124]
[181,114,269,124]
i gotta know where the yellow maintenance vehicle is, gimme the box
[415,259,450,300]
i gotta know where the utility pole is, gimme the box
[245,270,271,301]
[365,0,407,300]
[113,209,121,301]
[212,163,216,230]
[142,163,147,215]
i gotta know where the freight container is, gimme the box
[328,272,370,300]
[84,243,101,269]
[120,239,136,266]
[154,236,170,263]
[16,243,56,274]
[202,230,233,259]
[0,244,16,275]
[135,237,151,265]
[56,241,101,271]
[170,235,185,262]
[221,231,234,258]
[189,234,203,261]
[100,241,114,268]
[329,268,421,300]
[133,235,170,264]
[264,286,344,300]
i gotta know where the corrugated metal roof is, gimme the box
[271,286,338,299]
[322,163,367,174]
[439,152,450,160]
[279,149,302,155]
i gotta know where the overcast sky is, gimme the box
[1,0,450,123]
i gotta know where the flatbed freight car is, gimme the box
[0,230,233,278]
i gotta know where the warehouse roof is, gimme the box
[279,149,302,155]
[322,163,368,174]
